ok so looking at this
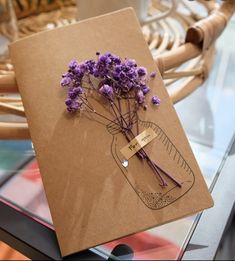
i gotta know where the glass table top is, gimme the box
[1,20,235,261]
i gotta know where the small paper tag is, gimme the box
[120,127,157,160]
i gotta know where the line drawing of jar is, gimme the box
[106,112,195,210]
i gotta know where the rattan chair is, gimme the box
[0,0,235,139]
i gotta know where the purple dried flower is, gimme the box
[73,86,83,95]
[126,59,137,68]
[79,63,87,73]
[137,67,147,77]
[137,90,145,104]
[60,77,71,87]
[66,100,81,113]
[127,81,134,89]
[150,71,157,78]
[73,66,81,74]
[93,68,100,78]
[99,84,114,100]
[65,98,73,106]
[152,95,161,105]
[60,53,173,187]
[85,60,96,74]
[119,71,126,79]
[99,54,109,64]
[95,54,111,78]
[62,52,160,114]
[68,90,78,99]
[105,52,112,57]
[127,69,136,79]
[73,66,86,80]
[113,74,120,81]
[142,85,150,94]
[68,59,78,70]
[113,57,121,65]
[114,65,122,74]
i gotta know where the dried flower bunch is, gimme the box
[60,52,180,188]
[61,52,160,113]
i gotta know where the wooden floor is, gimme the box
[0,241,29,260]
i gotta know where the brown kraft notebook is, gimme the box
[10,8,213,257]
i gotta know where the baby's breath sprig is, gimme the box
[60,52,181,188]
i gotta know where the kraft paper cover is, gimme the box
[10,8,213,257]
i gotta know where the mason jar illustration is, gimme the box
[105,111,195,210]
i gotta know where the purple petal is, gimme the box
[137,90,145,104]
[142,85,150,94]
[60,77,71,87]
[150,71,157,78]
[152,95,161,105]
[137,67,147,77]
[68,59,78,69]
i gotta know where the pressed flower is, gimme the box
[67,100,81,112]
[150,71,157,78]
[68,90,78,99]
[65,98,73,106]
[60,52,182,189]
[152,95,161,105]
[126,59,137,67]
[142,85,150,94]
[68,59,78,69]
[61,52,161,112]
[60,77,71,87]
[137,67,147,77]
